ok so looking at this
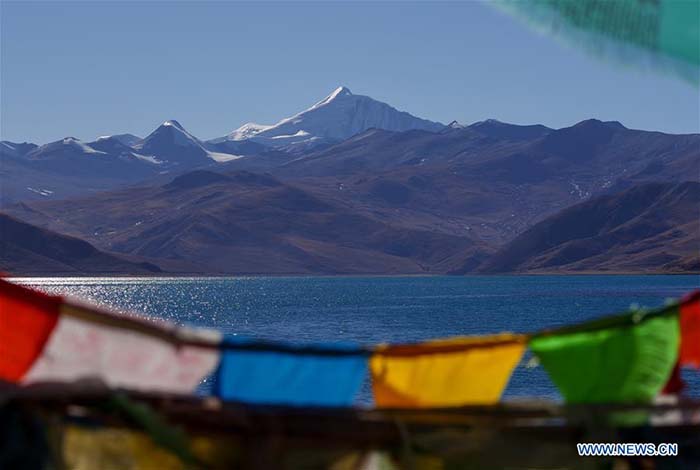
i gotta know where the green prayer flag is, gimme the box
[530,313,680,403]
[495,0,700,84]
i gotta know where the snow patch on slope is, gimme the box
[27,187,54,197]
[63,137,107,155]
[96,133,142,147]
[131,153,164,165]
[222,122,272,142]
[207,151,243,162]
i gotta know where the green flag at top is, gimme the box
[495,0,700,84]
[530,312,680,403]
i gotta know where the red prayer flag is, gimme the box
[661,361,685,395]
[679,291,700,368]
[0,278,61,381]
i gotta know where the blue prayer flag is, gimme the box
[213,336,367,406]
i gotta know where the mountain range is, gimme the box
[0,87,445,205]
[1,86,698,275]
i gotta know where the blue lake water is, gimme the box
[15,275,700,400]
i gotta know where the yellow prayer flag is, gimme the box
[370,334,526,407]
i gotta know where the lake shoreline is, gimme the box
[6,271,700,280]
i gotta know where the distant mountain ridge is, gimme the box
[468,119,553,140]
[274,117,698,186]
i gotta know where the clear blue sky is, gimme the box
[1,1,698,144]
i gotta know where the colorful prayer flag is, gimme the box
[0,280,61,382]
[0,279,220,393]
[23,304,221,393]
[494,0,700,84]
[370,334,526,407]
[214,336,367,406]
[679,292,700,367]
[530,313,680,403]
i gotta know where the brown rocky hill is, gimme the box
[475,182,700,274]
[0,213,161,275]
[6,171,485,275]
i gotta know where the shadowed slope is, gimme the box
[477,182,700,273]
[6,170,484,275]
[0,214,161,275]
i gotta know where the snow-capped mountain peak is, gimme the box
[133,120,211,165]
[136,120,247,166]
[138,120,202,149]
[210,86,444,150]
[158,120,197,141]
[309,86,353,110]
[161,119,184,130]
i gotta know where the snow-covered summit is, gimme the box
[161,119,185,129]
[210,86,444,150]
[308,86,353,110]
[137,120,206,151]
[134,120,212,165]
